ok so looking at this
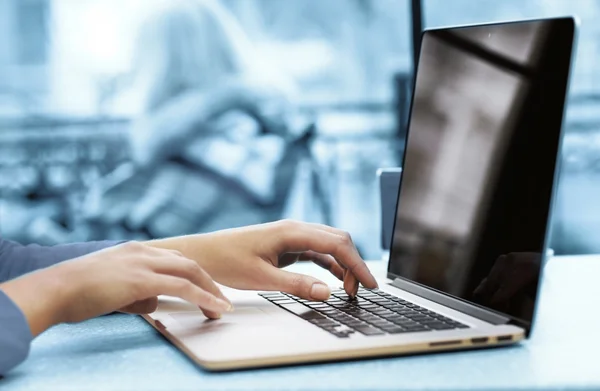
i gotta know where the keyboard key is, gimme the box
[411,315,432,321]
[369,298,392,304]
[355,326,385,336]
[396,320,420,327]
[307,303,330,309]
[438,316,457,323]
[309,318,339,327]
[381,326,407,334]
[351,298,372,305]
[333,293,350,300]
[270,299,299,305]
[371,320,393,328]
[320,309,339,315]
[403,324,429,332]
[329,303,348,309]
[346,320,367,328]
[309,318,333,325]
[322,328,354,338]
[370,308,390,314]
[357,303,380,309]
[259,292,283,297]
[402,311,420,317]
[426,322,456,330]
[362,314,381,321]
[363,294,383,299]
[279,303,325,320]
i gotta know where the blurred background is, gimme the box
[0,0,599,260]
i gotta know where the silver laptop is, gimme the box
[142,17,577,371]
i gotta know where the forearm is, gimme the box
[0,238,124,283]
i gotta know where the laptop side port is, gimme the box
[471,337,488,344]
[497,335,513,342]
[430,340,462,347]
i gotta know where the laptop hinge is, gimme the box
[389,277,510,325]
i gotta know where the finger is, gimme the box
[472,255,508,299]
[170,257,233,319]
[158,256,233,319]
[298,223,373,291]
[276,221,378,289]
[490,284,519,305]
[139,247,229,318]
[259,265,331,301]
[472,278,489,297]
[278,253,301,268]
[120,297,159,314]
[343,269,359,298]
[298,251,345,281]
[147,254,233,306]
[149,275,232,315]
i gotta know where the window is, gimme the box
[0,0,412,260]
[1,0,597,259]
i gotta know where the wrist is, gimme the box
[145,233,215,270]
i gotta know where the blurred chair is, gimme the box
[377,167,402,260]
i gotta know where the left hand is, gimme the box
[148,220,378,301]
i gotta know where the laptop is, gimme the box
[142,16,577,371]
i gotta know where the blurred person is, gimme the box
[121,0,298,166]
[83,0,309,236]
[0,219,377,375]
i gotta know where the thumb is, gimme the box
[266,268,331,301]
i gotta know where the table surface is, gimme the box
[2,255,600,391]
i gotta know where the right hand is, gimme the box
[0,242,232,337]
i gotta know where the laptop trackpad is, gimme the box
[169,307,272,328]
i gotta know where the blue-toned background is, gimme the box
[0,0,599,260]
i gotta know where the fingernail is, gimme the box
[217,298,234,312]
[310,283,331,300]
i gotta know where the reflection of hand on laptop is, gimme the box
[147,219,379,301]
[473,252,541,314]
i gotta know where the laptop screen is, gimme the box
[388,18,575,328]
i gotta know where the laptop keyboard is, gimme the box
[259,288,469,338]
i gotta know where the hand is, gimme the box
[473,252,541,312]
[148,220,378,301]
[0,242,232,337]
